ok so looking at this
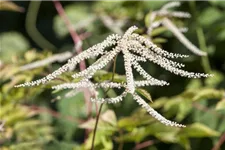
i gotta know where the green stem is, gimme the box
[118,130,124,150]
[90,55,118,150]
[189,1,211,73]
[196,28,211,73]
[91,103,104,150]
[26,1,56,50]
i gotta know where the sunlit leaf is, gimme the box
[205,71,224,88]
[151,27,167,37]
[119,127,150,143]
[136,88,153,103]
[152,38,167,44]
[150,97,167,109]
[101,110,117,127]
[185,79,202,90]
[178,123,220,137]
[193,88,224,101]
[84,131,113,150]
[79,118,115,131]
[175,99,192,122]
[216,98,225,111]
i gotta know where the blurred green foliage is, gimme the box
[1,1,225,150]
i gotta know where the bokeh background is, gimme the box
[1,1,225,150]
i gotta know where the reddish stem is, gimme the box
[53,0,92,117]
[212,132,225,150]
[53,0,86,70]
[133,140,155,150]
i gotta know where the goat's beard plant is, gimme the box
[15,25,213,128]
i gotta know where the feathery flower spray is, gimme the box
[16,25,213,128]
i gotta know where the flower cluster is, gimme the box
[16,24,212,127]
[147,1,207,56]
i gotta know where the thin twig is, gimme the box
[91,103,104,150]
[212,132,225,150]
[91,55,118,150]
[133,140,156,150]
[53,1,80,43]
[118,130,124,150]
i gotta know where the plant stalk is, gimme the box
[189,1,211,73]
[90,55,118,150]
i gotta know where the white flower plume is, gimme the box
[147,1,207,56]
[15,25,213,128]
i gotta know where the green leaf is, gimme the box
[146,122,180,135]
[152,38,167,44]
[118,113,154,129]
[199,7,223,27]
[14,120,41,131]
[45,141,81,150]
[175,99,192,122]
[119,127,150,143]
[143,1,167,10]
[84,131,113,150]
[205,71,224,88]
[94,70,126,83]
[101,110,117,127]
[178,123,220,137]
[150,97,168,109]
[79,118,97,130]
[185,79,202,90]
[155,132,178,143]
[193,101,219,129]
[101,136,113,150]
[151,27,167,37]
[0,32,30,62]
[177,137,191,150]
[163,97,181,118]
[217,28,225,41]
[136,88,153,103]
[216,98,225,111]
[210,1,225,8]
[79,118,115,131]
[193,88,224,101]
[56,92,87,140]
